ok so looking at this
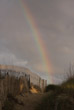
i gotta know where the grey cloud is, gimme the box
[0,52,28,67]
[0,0,74,83]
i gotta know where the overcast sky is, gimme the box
[0,0,74,84]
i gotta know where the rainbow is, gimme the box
[19,0,53,83]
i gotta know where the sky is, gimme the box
[0,0,74,84]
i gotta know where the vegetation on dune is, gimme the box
[44,84,62,92]
[62,75,74,88]
[36,73,74,110]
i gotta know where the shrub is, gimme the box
[36,91,74,110]
[44,84,62,92]
[36,74,74,110]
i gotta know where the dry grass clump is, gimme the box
[36,73,74,110]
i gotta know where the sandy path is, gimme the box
[14,93,44,110]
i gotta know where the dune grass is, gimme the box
[36,74,74,110]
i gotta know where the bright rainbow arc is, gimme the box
[19,0,53,83]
